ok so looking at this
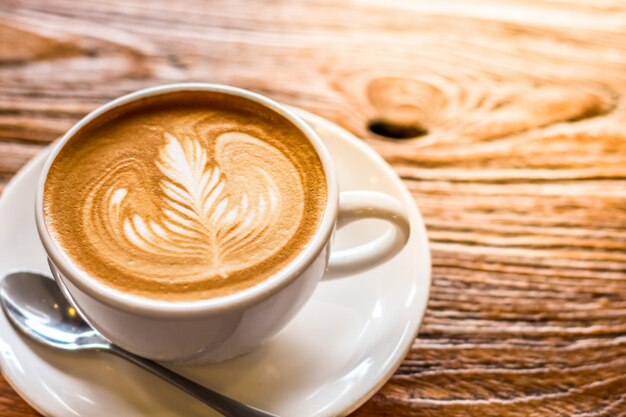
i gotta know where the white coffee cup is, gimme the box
[35,83,410,364]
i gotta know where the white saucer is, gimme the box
[0,108,431,417]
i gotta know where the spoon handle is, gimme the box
[108,345,279,417]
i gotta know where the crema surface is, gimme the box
[44,92,327,301]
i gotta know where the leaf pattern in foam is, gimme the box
[99,129,303,279]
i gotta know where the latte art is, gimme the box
[85,130,303,282]
[43,92,327,301]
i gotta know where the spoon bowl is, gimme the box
[0,271,278,417]
[0,271,109,350]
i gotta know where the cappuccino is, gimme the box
[43,91,327,301]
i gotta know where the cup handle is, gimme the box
[323,191,410,280]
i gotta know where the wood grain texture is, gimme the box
[1,0,626,416]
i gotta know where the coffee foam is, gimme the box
[43,92,327,301]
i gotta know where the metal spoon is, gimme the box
[0,271,278,417]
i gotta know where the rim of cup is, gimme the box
[35,83,339,317]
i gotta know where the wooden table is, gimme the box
[2,1,626,415]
